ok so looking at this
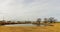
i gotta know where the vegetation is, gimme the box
[0,23,60,32]
[0,17,57,26]
[0,17,59,32]
[48,17,57,23]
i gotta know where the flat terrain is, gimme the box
[0,23,60,32]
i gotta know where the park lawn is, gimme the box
[0,23,60,32]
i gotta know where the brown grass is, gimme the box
[0,23,60,32]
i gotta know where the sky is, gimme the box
[0,0,59,21]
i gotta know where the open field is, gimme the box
[0,23,60,32]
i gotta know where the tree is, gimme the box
[48,17,57,23]
[44,18,48,23]
[36,18,41,26]
[7,21,11,24]
[53,19,57,23]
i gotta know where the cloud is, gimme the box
[0,0,59,21]
[0,0,48,21]
[14,0,48,21]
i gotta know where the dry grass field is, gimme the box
[0,23,60,32]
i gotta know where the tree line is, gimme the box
[0,17,57,25]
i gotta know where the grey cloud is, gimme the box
[0,0,59,21]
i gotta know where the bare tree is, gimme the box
[36,18,41,26]
[53,19,57,23]
[43,18,49,26]
[48,17,57,23]
[44,18,48,23]
[17,21,21,24]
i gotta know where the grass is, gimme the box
[0,23,60,32]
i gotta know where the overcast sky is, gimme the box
[0,0,59,21]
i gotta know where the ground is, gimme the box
[0,23,60,32]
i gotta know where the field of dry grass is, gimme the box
[0,23,60,32]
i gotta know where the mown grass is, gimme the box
[0,23,60,32]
